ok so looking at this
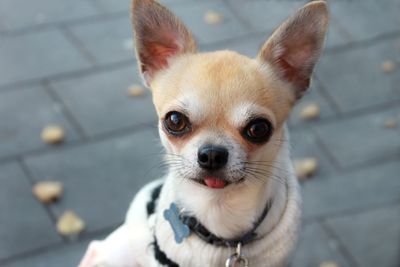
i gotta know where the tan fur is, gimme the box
[151,51,295,153]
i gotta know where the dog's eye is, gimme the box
[164,111,191,136]
[242,118,273,143]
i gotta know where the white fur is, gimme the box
[78,128,301,267]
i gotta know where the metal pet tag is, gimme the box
[225,243,249,267]
[163,203,190,244]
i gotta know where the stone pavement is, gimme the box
[0,0,399,266]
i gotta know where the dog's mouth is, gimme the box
[194,176,245,189]
[203,176,227,189]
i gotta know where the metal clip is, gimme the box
[225,243,249,267]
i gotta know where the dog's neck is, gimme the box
[170,143,290,240]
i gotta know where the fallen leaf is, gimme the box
[128,85,145,97]
[57,210,85,236]
[32,181,63,204]
[384,117,397,128]
[204,10,223,25]
[381,60,396,73]
[294,158,318,180]
[299,103,320,120]
[41,125,65,144]
[320,261,340,267]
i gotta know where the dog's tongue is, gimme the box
[204,176,226,189]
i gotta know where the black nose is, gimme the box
[197,145,229,170]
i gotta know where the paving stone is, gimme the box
[68,15,134,65]
[92,0,201,13]
[326,205,400,267]
[302,160,400,218]
[24,129,163,234]
[291,222,351,267]
[325,20,351,49]
[330,0,400,43]
[168,1,249,45]
[230,0,305,33]
[89,0,130,13]
[0,29,91,87]
[289,80,338,127]
[1,235,106,267]
[289,129,336,177]
[229,0,349,49]
[315,107,400,168]
[0,86,80,159]
[238,1,349,48]
[317,41,400,113]
[0,162,62,261]
[50,65,157,137]
[0,0,99,31]
[201,33,267,57]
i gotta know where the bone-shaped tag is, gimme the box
[163,203,190,244]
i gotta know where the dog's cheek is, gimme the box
[225,141,247,180]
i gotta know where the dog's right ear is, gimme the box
[131,0,196,87]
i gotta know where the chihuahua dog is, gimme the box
[79,0,328,266]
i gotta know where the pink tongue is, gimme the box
[204,177,226,189]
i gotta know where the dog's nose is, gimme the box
[197,145,228,170]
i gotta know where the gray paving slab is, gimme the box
[229,0,305,33]
[317,40,400,113]
[24,128,163,234]
[228,0,349,49]
[0,86,81,160]
[330,0,400,43]
[68,15,134,65]
[289,80,338,127]
[326,205,400,267]
[1,235,105,267]
[91,0,202,13]
[89,0,130,13]
[291,222,351,267]
[302,159,400,218]
[315,107,400,168]
[0,162,62,261]
[50,64,157,137]
[0,29,91,88]
[324,20,351,49]
[290,129,336,176]
[0,0,99,31]
[200,33,267,57]
[168,1,249,45]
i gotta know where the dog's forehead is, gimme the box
[153,51,273,116]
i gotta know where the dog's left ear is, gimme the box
[131,0,197,87]
[258,1,329,99]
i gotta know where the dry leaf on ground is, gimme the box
[320,261,340,267]
[381,60,396,73]
[299,103,320,120]
[32,181,63,204]
[128,85,145,97]
[57,210,85,236]
[41,125,65,144]
[294,158,318,180]
[384,117,397,128]
[204,10,223,24]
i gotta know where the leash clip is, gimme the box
[225,243,249,267]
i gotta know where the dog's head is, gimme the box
[132,0,328,189]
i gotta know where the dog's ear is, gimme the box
[131,0,196,86]
[258,1,329,99]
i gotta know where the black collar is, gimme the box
[147,183,272,266]
[180,199,271,247]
